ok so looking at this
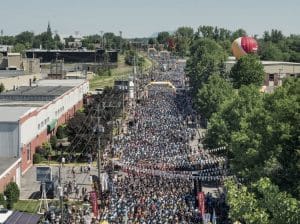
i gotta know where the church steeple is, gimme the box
[47,21,52,36]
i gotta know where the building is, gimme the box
[0,45,13,56]
[0,52,41,91]
[0,79,89,192]
[0,71,41,91]
[0,53,40,73]
[26,49,118,64]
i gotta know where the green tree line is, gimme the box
[152,26,300,62]
[184,33,300,222]
[0,24,129,54]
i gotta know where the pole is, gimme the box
[97,103,102,197]
[59,144,63,223]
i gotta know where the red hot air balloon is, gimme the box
[231,36,258,59]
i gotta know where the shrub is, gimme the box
[33,153,42,164]
[0,193,7,208]
[36,146,48,157]
[56,125,65,139]
[50,135,57,149]
[4,182,20,209]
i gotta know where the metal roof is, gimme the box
[37,79,86,87]
[0,106,35,122]
[0,86,73,102]
[0,70,25,78]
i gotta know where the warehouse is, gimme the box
[0,79,89,192]
[226,58,300,92]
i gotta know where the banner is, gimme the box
[90,191,99,218]
[198,192,205,217]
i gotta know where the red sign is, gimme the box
[90,191,98,218]
[198,192,205,217]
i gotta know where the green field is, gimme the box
[89,53,153,90]
[89,55,133,90]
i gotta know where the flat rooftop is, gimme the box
[0,86,73,101]
[0,100,47,107]
[0,70,25,78]
[37,79,86,87]
[0,106,35,122]
[226,59,300,66]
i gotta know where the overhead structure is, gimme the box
[145,81,176,91]
[231,36,258,59]
[144,81,176,98]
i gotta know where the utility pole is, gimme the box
[95,103,105,198]
[100,30,104,49]
[119,30,122,53]
[58,143,64,223]
[97,103,101,195]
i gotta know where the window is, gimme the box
[38,124,40,130]
[269,74,274,81]
[27,143,31,161]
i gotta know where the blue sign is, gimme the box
[36,166,52,182]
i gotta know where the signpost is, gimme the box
[36,166,52,182]
[36,166,52,214]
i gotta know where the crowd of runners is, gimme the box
[99,59,228,223]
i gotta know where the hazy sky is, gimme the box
[1,0,299,38]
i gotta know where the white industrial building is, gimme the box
[0,79,89,192]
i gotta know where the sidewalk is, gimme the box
[20,165,98,200]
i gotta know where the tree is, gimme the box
[254,178,300,224]
[204,85,263,149]
[56,125,65,139]
[223,79,300,198]
[270,29,284,43]
[0,193,6,208]
[197,25,214,39]
[230,54,265,88]
[4,182,20,209]
[174,26,194,56]
[231,28,247,41]
[12,43,26,55]
[50,135,57,149]
[15,31,34,47]
[225,178,300,224]
[196,74,233,120]
[0,83,4,93]
[185,38,227,95]
[263,79,300,198]
[124,50,136,66]
[53,33,64,49]
[157,31,170,45]
[148,38,156,45]
[259,41,285,61]
[33,153,43,164]
[225,179,269,224]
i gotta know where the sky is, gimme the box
[0,0,299,38]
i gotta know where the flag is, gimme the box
[197,192,205,218]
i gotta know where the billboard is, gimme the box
[36,166,52,182]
